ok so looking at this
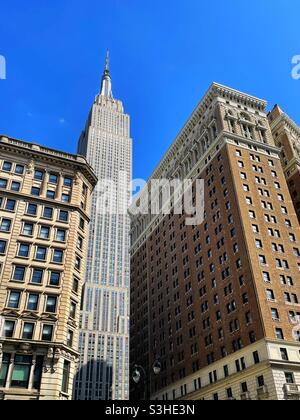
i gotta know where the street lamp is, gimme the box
[132,359,161,400]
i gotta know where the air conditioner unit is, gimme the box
[257,386,269,398]
[240,392,251,400]
[284,384,300,396]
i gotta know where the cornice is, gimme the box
[0,135,98,187]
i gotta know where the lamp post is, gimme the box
[132,360,162,400]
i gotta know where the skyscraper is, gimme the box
[130,83,300,401]
[75,53,132,400]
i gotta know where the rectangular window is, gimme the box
[22,323,34,340]
[33,356,44,390]
[0,240,7,254]
[11,355,33,388]
[7,291,21,308]
[31,268,44,284]
[6,199,16,211]
[27,294,39,311]
[4,320,15,338]
[61,361,70,394]
[0,218,11,232]
[49,271,61,286]
[0,354,10,387]
[45,296,57,313]
[13,266,26,282]
[42,324,54,341]
[36,247,47,261]
[27,203,37,216]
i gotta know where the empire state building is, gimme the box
[75,52,132,400]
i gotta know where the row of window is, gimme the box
[3,319,74,347]
[0,258,79,292]
[6,289,77,318]
[0,353,71,394]
[0,160,73,187]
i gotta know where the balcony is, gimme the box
[257,385,269,399]
[284,384,300,398]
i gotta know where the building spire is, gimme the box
[100,49,113,99]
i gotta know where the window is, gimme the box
[59,210,69,222]
[40,226,50,239]
[31,187,40,196]
[276,328,284,340]
[46,190,55,200]
[18,243,30,258]
[4,320,15,338]
[11,355,32,388]
[22,323,34,340]
[22,223,34,236]
[45,296,57,313]
[0,240,7,254]
[43,207,53,219]
[61,361,70,394]
[53,249,64,263]
[13,266,26,281]
[49,173,58,184]
[67,330,73,347]
[72,277,79,293]
[253,351,260,364]
[64,177,73,187]
[226,388,233,399]
[2,161,12,172]
[56,229,66,242]
[79,218,85,230]
[11,181,21,192]
[77,236,83,250]
[75,256,81,271]
[0,354,10,387]
[70,302,77,319]
[15,164,24,175]
[6,199,16,211]
[285,372,295,384]
[241,382,248,393]
[31,269,44,284]
[0,179,8,189]
[271,308,280,321]
[280,348,289,361]
[49,271,61,287]
[257,376,265,387]
[27,203,38,216]
[7,291,21,308]
[42,324,54,341]
[34,170,44,181]
[0,218,11,232]
[36,247,47,261]
[61,193,70,203]
[27,294,39,311]
[33,356,44,390]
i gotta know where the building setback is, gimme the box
[130,83,300,401]
[268,105,300,224]
[0,136,97,400]
[75,53,132,400]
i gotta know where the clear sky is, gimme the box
[0,0,299,180]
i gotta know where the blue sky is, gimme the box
[0,0,299,180]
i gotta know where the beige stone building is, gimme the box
[0,136,97,400]
[268,105,300,223]
[130,84,300,401]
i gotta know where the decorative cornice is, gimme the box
[0,135,98,187]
